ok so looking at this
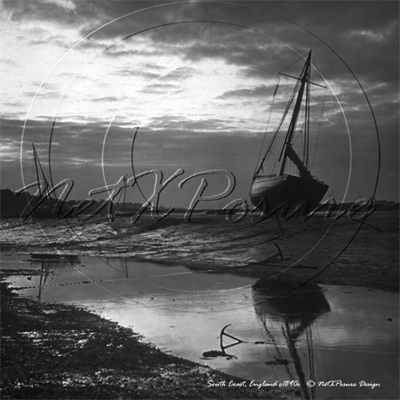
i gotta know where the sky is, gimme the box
[1,0,399,210]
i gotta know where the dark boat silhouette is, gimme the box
[250,50,329,215]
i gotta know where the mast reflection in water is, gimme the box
[252,280,331,400]
[3,254,398,400]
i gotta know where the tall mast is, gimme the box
[32,143,50,196]
[32,144,42,196]
[32,143,53,198]
[278,50,312,176]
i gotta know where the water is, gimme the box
[2,253,399,399]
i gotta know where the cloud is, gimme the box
[162,67,197,81]
[114,68,161,80]
[28,35,71,49]
[4,0,101,27]
[5,1,397,88]
[2,1,398,202]
[218,85,271,100]
[140,82,181,95]
[148,115,240,133]
[1,58,20,68]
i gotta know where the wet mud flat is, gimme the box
[0,281,292,400]
[0,210,398,291]
[0,210,398,399]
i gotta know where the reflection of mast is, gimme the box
[37,260,50,300]
[124,258,128,278]
[109,257,129,279]
[282,320,310,399]
[260,316,295,379]
[252,281,330,400]
[306,326,316,400]
[30,254,81,300]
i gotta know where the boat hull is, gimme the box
[250,174,328,216]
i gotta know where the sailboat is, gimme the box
[113,175,142,217]
[18,144,55,219]
[250,50,329,215]
[19,143,70,219]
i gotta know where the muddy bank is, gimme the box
[0,211,398,399]
[0,281,292,400]
[1,211,398,291]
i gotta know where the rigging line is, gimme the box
[277,78,302,164]
[48,120,56,193]
[32,144,53,198]
[129,126,148,203]
[262,79,298,175]
[293,125,304,145]
[254,77,280,175]
[304,78,310,166]
[306,76,311,167]
[310,90,327,171]
[32,144,42,196]
[115,176,125,206]
[257,75,300,175]
[270,77,300,171]
[280,55,304,74]
[271,140,281,173]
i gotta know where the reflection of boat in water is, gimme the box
[250,51,329,215]
[252,279,331,316]
[29,253,82,300]
[29,253,81,264]
[252,280,331,400]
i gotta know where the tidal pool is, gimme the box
[2,253,399,399]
